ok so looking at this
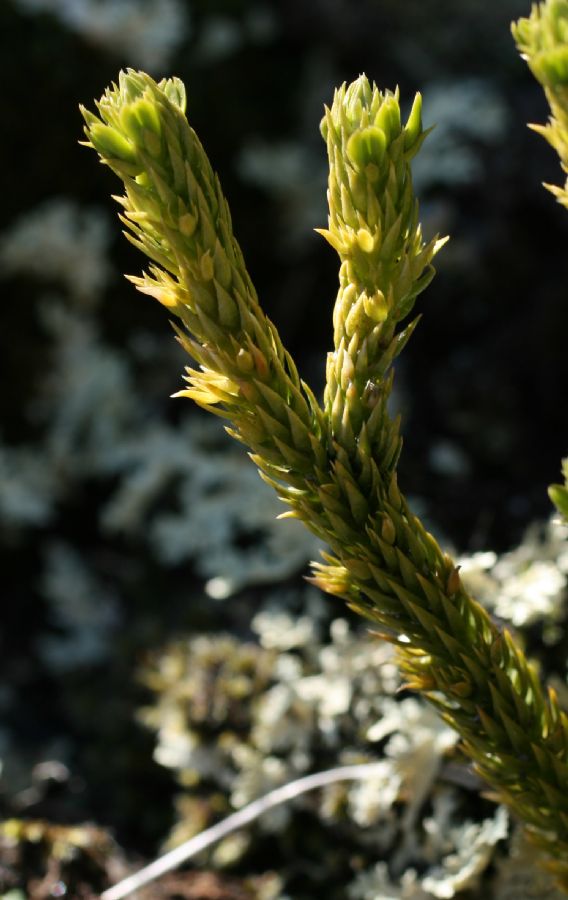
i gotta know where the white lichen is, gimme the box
[251,590,326,650]
[420,806,508,898]
[237,139,328,249]
[0,199,111,303]
[13,0,189,70]
[23,302,319,598]
[38,542,120,670]
[411,79,508,189]
[459,518,568,629]
[0,445,56,529]
[348,806,508,899]
[348,862,428,900]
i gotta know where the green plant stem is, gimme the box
[81,69,568,888]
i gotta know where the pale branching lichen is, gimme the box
[348,804,509,899]
[38,543,120,671]
[11,297,319,598]
[139,604,512,896]
[14,0,190,70]
[0,199,112,303]
[410,79,508,190]
[0,445,56,529]
[238,139,328,250]
[459,518,568,632]
[194,9,277,64]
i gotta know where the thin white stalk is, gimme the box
[101,762,385,900]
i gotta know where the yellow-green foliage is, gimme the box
[513,0,568,206]
[549,459,568,521]
[81,27,568,890]
[513,2,568,554]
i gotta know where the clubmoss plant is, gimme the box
[81,3,568,886]
[549,459,568,521]
[513,0,568,208]
[513,2,568,528]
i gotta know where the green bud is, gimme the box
[89,123,137,163]
[347,126,387,170]
[236,348,254,373]
[159,76,187,112]
[121,97,162,142]
[107,158,146,178]
[381,515,396,545]
[79,105,99,130]
[363,289,388,322]
[446,566,462,597]
[344,300,365,337]
[549,483,568,519]
[511,16,533,47]
[179,212,197,237]
[374,94,401,144]
[319,106,332,141]
[200,251,215,281]
[356,227,375,253]
[403,93,423,153]
[118,69,146,103]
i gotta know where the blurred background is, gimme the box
[1,1,568,897]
